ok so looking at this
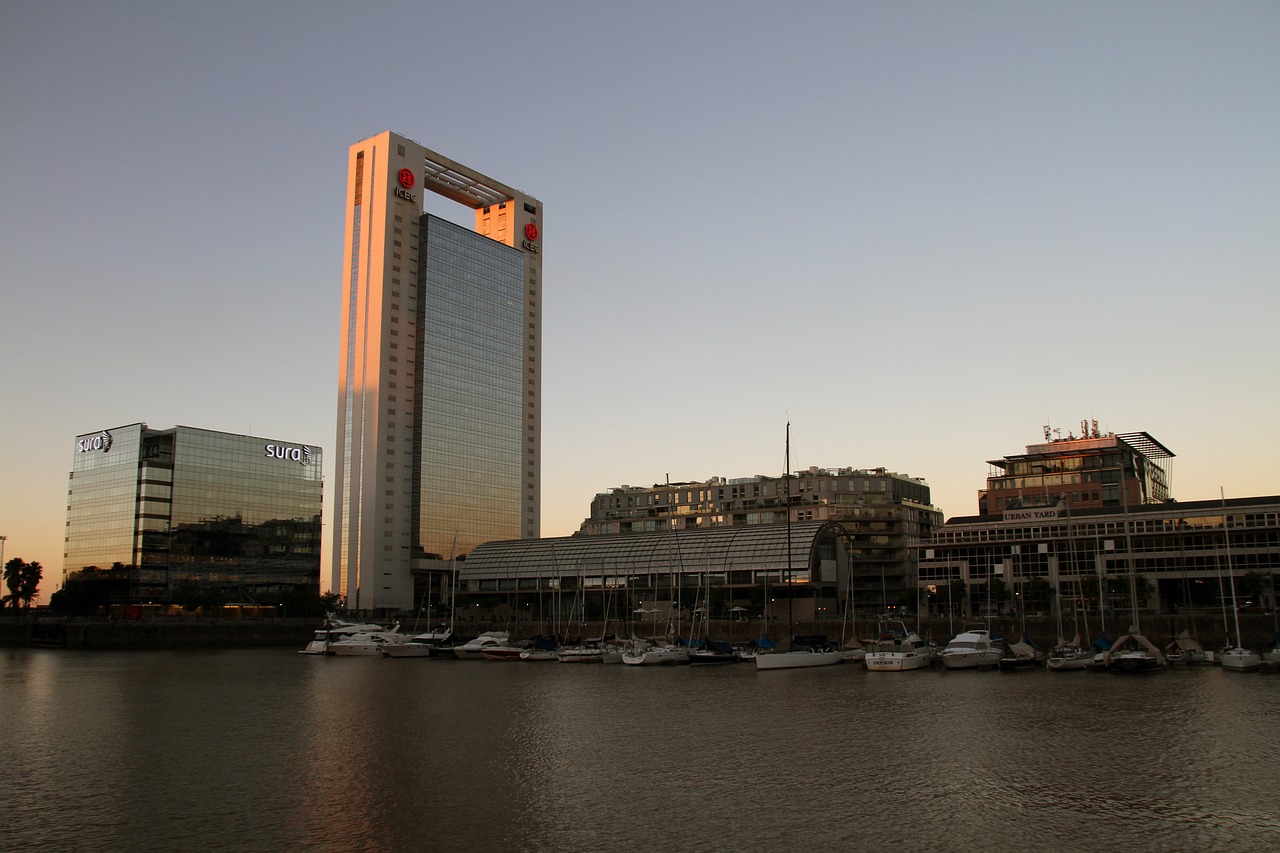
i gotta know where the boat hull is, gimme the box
[865,652,931,672]
[1105,651,1164,673]
[755,650,843,670]
[940,650,1002,670]
[622,646,690,665]
[382,644,435,658]
[1219,648,1261,672]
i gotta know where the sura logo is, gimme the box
[265,444,313,465]
[78,430,113,454]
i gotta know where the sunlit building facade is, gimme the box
[979,421,1174,516]
[581,468,942,610]
[918,426,1280,616]
[334,131,542,612]
[64,424,323,599]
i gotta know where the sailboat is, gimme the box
[1104,483,1165,673]
[1046,589,1090,671]
[1217,490,1260,672]
[756,423,843,671]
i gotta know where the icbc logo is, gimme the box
[398,168,415,189]
[524,222,539,241]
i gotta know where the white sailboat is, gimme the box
[1104,483,1165,673]
[1217,490,1260,672]
[755,423,843,671]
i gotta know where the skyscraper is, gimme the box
[334,131,542,611]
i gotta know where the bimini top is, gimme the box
[462,521,849,582]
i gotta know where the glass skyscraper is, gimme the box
[64,424,323,598]
[334,132,542,612]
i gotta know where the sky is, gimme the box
[2,1,1277,602]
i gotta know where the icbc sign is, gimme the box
[524,222,538,241]
[398,168,415,189]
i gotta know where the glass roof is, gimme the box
[462,522,846,580]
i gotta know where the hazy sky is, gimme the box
[3,1,1277,600]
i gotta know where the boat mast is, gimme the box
[785,422,794,645]
[1222,488,1246,650]
[1121,481,1140,634]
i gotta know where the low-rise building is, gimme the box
[63,423,323,606]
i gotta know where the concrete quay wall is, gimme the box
[0,618,315,650]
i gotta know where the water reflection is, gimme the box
[1,651,1277,852]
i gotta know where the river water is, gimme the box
[2,648,1276,852]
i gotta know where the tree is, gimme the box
[3,558,42,611]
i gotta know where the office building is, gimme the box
[581,468,942,609]
[451,466,940,622]
[334,132,542,612]
[980,420,1173,516]
[917,426,1280,616]
[64,423,322,600]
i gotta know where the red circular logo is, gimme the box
[524,222,539,241]
[398,168,415,189]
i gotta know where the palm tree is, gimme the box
[3,558,43,611]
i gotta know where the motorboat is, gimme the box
[329,623,408,656]
[299,616,389,655]
[381,626,453,658]
[864,621,932,672]
[451,631,514,660]
[938,628,1003,670]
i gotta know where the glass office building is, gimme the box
[64,424,323,599]
[335,132,542,612]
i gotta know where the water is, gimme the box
[2,649,1277,852]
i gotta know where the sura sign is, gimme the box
[265,444,314,465]
[77,430,113,454]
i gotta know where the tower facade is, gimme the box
[334,131,542,611]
